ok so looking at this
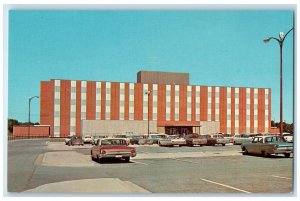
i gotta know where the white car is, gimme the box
[65,136,71,145]
[233,134,253,145]
[83,135,93,144]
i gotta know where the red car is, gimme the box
[91,138,136,163]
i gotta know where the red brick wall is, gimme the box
[60,80,71,137]
[219,87,227,133]
[40,81,54,137]
[86,81,96,120]
[239,88,246,133]
[13,126,50,137]
[134,83,143,120]
[157,85,166,121]
[200,86,208,121]
[179,85,187,121]
[110,82,120,120]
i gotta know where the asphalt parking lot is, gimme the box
[7,139,294,194]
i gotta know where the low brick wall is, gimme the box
[13,126,50,137]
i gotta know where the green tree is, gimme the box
[8,119,19,133]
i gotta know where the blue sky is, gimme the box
[8,10,294,123]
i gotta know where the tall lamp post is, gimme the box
[28,96,39,138]
[263,27,293,137]
[145,90,152,138]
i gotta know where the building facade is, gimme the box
[40,71,271,137]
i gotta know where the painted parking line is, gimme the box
[171,158,200,164]
[200,178,252,193]
[270,175,292,180]
[131,160,149,165]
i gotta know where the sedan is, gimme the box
[91,138,136,163]
[241,135,293,158]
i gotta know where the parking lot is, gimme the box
[7,139,294,194]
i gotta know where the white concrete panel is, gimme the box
[55,80,61,86]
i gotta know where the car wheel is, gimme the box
[222,144,225,146]
[97,155,102,163]
[284,153,291,158]
[124,157,130,163]
[242,147,248,155]
[262,151,269,157]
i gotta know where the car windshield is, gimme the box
[101,139,127,145]
[265,136,285,143]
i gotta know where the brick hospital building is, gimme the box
[40,71,271,138]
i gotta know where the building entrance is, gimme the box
[165,126,193,137]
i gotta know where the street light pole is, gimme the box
[264,28,293,137]
[28,96,39,138]
[145,90,152,138]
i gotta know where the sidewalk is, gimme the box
[25,178,151,193]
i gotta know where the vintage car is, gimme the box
[223,134,234,143]
[283,133,293,143]
[138,135,154,145]
[211,134,231,146]
[113,134,131,145]
[185,133,207,147]
[64,135,71,145]
[68,136,84,146]
[91,138,136,163]
[241,135,293,158]
[92,135,108,145]
[83,135,93,144]
[199,135,217,146]
[148,133,168,144]
[158,135,186,147]
[233,134,253,145]
[129,135,144,145]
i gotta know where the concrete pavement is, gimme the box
[29,141,240,193]
[25,178,151,193]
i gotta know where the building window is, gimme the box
[55,99,60,105]
[96,88,101,93]
[71,87,76,93]
[71,99,76,105]
[247,104,250,110]
[106,88,110,94]
[235,93,239,98]
[54,126,59,133]
[227,93,231,98]
[96,112,100,117]
[71,112,76,118]
[82,87,86,93]
[130,101,134,107]
[227,115,231,120]
[235,115,239,120]
[106,100,110,106]
[70,126,75,132]
[143,113,147,119]
[254,115,258,120]
[247,115,250,120]
[55,86,60,92]
[96,100,101,105]
[54,111,60,117]
[82,100,86,105]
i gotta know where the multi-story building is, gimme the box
[40,71,271,137]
